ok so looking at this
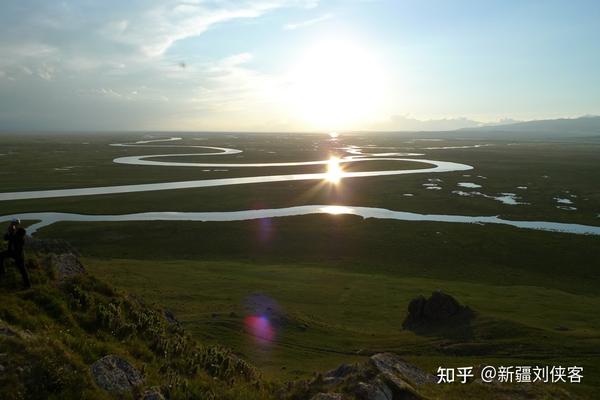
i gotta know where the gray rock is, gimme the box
[355,381,392,400]
[311,393,344,400]
[90,355,143,393]
[323,363,358,384]
[25,238,80,256]
[370,353,436,385]
[49,253,86,281]
[142,388,165,400]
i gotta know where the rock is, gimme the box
[402,291,473,329]
[370,353,436,385]
[25,238,80,256]
[90,355,143,393]
[48,253,86,281]
[141,388,165,400]
[407,296,427,320]
[311,393,344,400]
[423,291,461,320]
[355,380,393,400]
[379,372,424,400]
[325,363,358,380]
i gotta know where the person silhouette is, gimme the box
[0,219,31,289]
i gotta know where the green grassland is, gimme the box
[0,253,271,400]
[1,132,599,225]
[1,132,600,397]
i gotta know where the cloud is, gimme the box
[0,1,320,74]
[283,13,332,30]
[36,64,55,81]
[94,1,321,57]
[0,0,320,130]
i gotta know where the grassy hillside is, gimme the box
[0,248,271,400]
[0,245,590,399]
[1,133,598,398]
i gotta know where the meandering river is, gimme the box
[1,137,598,236]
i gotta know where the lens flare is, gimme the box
[244,315,275,342]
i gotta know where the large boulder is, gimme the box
[355,380,393,400]
[46,253,86,281]
[25,238,80,256]
[306,354,431,400]
[311,393,345,400]
[90,355,143,393]
[402,291,473,330]
[142,388,165,400]
[370,353,436,385]
[323,363,359,385]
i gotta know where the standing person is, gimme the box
[0,219,31,289]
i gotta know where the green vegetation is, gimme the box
[0,253,269,400]
[0,247,592,399]
[1,133,599,225]
[1,132,599,398]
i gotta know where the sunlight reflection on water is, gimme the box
[319,205,354,215]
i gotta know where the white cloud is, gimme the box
[36,64,55,81]
[100,1,319,57]
[0,0,320,130]
[283,13,332,30]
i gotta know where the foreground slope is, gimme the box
[0,239,591,399]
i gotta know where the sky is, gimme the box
[0,0,599,132]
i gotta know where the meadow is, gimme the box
[1,131,599,397]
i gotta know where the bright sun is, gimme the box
[325,156,343,184]
[288,38,386,130]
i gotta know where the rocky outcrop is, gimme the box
[48,253,86,281]
[311,393,345,400]
[90,354,143,393]
[25,237,80,256]
[324,363,359,385]
[370,353,436,385]
[402,291,473,330]
[298,353,430,400]
[355,379,393,400]
[142,388,165,400]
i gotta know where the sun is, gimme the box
[325,156,343,184]
[287,38,386,130]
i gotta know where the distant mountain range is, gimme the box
[371,115,519,132]
[373,115,600,138]
[459,115,600,138]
